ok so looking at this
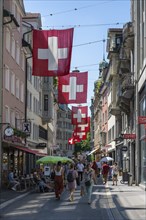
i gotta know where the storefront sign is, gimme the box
[122,146,128,151]
[138,116,146,124]
[123,134,136,139]
[36,143,46,148]
[4,135,23,143]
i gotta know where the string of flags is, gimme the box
[32,28,90,144]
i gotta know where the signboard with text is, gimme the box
[138,116,146,124]
[123,134,136,139]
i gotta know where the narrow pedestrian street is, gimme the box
[0,177,145,220]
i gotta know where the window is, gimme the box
[4,66,10,91]
[20,82,24,102]
[21,52,25,71]
[33,124,39,140]
[27,90,32,110]
[27,63,32,83]
[5,106,10,123]
[12,0,16,17]
[10,110,15,127]
[16,43,20,64]
[10,72,15,95]
[15,78,19,99]
[108,129,111,142]
[11,37,15,59]
[44,94,48,111]
[105,110,107,122]
[5,27,10,52]
[15,112,20,129]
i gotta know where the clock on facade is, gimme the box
[4,127,14,137]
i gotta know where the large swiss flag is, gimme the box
[58,72,88,104]
[72,106,88,124]
[32,28,74,76]
[74,117,90,132]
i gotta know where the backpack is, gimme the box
[67,171,74,182]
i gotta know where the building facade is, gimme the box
[91,0,146,189]
[0,0,56,187]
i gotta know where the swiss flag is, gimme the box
[73,131,87,140]
[74,117,90,132]
[58,72,88,104]
[72,106,88,124]
[68,137,81,145]
[32,28,74,76]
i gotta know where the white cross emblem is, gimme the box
[69,138,74,144]
[73,109,86,123]
[74,132,86,139]
[77,123,88,131]
[38,36,68,71]
[62,77,83,100]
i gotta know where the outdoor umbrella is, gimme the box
[100,156,114,162]
[36,155,74,165]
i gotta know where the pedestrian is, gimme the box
[83,163,95,204]
[8,169,20,191]
[112,162,119,186]
[54,161,64,200]
[91,160,98,184]
[102,162,110,184]
[96,161,102,177]
[67,163,78,202]
[76,161,84,185]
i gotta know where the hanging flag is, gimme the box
[68,137,81,145]
[74,117,90,132]
[71,106,88,124]
[58,72,88,104]
[73,131,87,140]
[32,28,74,76]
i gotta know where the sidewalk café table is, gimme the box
[20,176,31,190]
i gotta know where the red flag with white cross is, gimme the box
[74,117,90,132]
[71,106,88,124]
[73,131,87,140]
[68,137,81,145]
[58,72,88,104]
[32,28,74,76]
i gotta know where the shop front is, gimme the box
[2,141,45,187]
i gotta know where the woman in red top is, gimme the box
[102,162,110,184]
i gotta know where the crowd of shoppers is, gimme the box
[8,158,119,205]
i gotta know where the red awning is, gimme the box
[14,146,47,156]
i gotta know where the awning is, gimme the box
[14,146,47,157]
[88,148,100,155]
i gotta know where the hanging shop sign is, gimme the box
[123,134,136,139]
[138,116,146,124]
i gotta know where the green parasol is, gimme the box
[36,155,74,165]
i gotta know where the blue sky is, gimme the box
[24,0,130,109]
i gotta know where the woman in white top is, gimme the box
[54,161,64,200]
[83,163,95,204]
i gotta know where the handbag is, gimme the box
[85,180,91,186]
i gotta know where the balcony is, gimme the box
[109,103,121,116]
[117,96,130,115]
[121,74,134,99]
[123,22,134,49]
